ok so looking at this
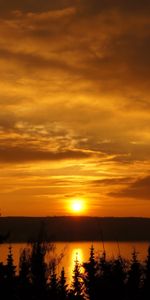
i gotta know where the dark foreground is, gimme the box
[0,240,150,300]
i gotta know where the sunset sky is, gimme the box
[0,0,150,217]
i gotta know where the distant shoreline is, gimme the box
[1,216,150,242]
[1,240,150,245]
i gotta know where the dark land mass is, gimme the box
[1,216,150,242]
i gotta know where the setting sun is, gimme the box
[70,198,86,214]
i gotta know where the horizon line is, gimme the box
[1,215,150,219]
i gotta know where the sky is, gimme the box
[0,0,150,217]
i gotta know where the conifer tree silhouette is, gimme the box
[111,255,126,300]
[30,241,47,300]
[49,262,59,300]
[19,248,31,300]
[59,267,68,300]
[0,261,5,299]
[70,253,84,300]
[6,246,16,280]
[97,250,113,300]
[19,248,30,283]
[83,245,97,300]
[6,246,17,299]
[143,246,150,299]
[127,249,141,299]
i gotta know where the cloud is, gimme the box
[110,176,150,200]
[0,46,77,75]
[0,0,71,15]
[90,177,132,187]
[0,0,149,103]
[120,99,150,112]
[0,146,93,163]
[77,0,150,15]
[1,0,149,16]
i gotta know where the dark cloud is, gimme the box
[90,177,132,187]
[78,0,150,15]
[77,137,150,163]
[110,176,150,200]
[0,0,70,15]
[1,0,150,16]
[0,111,16,128]
[0,0,149,94]
[122,99,150,111]
[0,146,92,163]
[0,47,75,74]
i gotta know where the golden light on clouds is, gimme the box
[0,0,150,217]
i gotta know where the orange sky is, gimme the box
[0,0,150,217]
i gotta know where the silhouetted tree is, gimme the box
[127,249,141,299]
[30,241,47,299]
[6,246,16,280]
[143,246,150,299]
[19,248,31,300]
[5,246,17,299]
[59,267,68,300]
[48,262,59,299]
[97,250,113,300]
[0,262,6,299]
[83,245,97,300]
[99,250,107,276]
[70,254,84,300]
[111,256,126,300]
[19,248,31,283]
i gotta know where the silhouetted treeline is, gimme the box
[1,217,150,242]
[0,242,150,300]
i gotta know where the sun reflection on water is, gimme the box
[72,248,83,266]
[70,248,84,279]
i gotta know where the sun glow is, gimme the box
[70,198,86,214]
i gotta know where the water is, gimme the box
[0,242,150,283]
